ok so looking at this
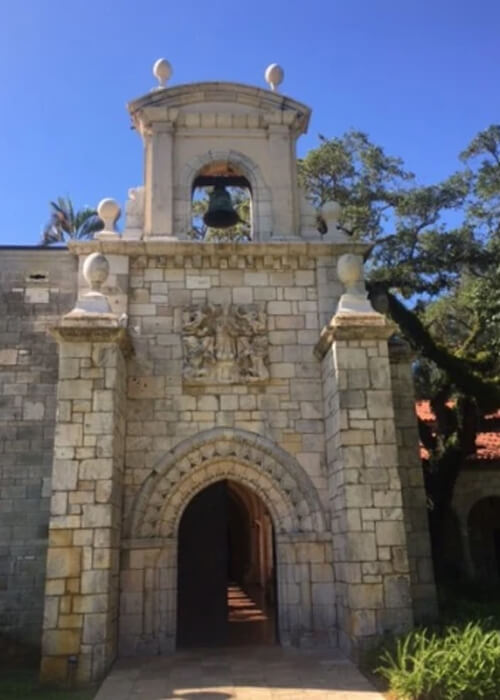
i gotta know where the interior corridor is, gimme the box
[177,479,276,648]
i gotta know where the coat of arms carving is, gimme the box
[182,304,269,383]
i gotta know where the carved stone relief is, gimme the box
[182,304,269,383]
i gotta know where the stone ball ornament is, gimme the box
[82,252,110,292]
[265,63,284,91]
[322,200,341,222]
[337,253,364,291]
[97,198,121,232]
[336,253,375,315]
[153,58,173,88]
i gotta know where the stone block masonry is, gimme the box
[0,248,77,649]
[317,313,414,654]
[389,339,438,623]
[1,239,439,681]
[40,321,128,684]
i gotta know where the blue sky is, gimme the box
[0,0,498,245]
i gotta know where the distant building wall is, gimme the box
[0,248,77,647]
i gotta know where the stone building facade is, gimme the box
[0,67,440,684]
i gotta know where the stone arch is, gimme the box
[174,150,273,240]
[128,427,327,539]
[451,476,500,580]
[120,429,334,655]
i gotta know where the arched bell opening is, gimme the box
[176,478,276,648]
[191,161,252,241]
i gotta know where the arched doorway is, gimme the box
[468,496,500,583]
[120,428,333,655]
[176,479,276,648]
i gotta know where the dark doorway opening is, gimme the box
[177,479,276,648]
[469,496,500,583]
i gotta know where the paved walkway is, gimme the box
[95,647,385,700]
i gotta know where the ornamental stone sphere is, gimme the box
[153,58,172,87]
[337,254,363,290]
[97,198,120,231]
[322,200,341,221]
[265,63,284,91]
[82,253,110,291]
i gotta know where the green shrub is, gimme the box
[376,622,500,699]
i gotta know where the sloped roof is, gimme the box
[416,400,500,463]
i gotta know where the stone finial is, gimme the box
[153,58,172,89]
[83,252,110,292]
[322,201,341,232]
[95,198,120,240]
[265,63,284,92]
[336,253,376,315]
[64,253,112,317]
[321,201,349,241]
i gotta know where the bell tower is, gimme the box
[38,58,436,686]
[123,60,315,241]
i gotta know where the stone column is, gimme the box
[144,122,174,238]
[40,255,129,685]
[389,339,438,623]
[316,254,414,655]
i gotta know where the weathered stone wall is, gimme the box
[389,341,438,623]
[2,241,443,669]
[0,248,77,647]
[121,244,344,522]
[116,242,344,655]
[40,327,127,684]
[319,316,414,655]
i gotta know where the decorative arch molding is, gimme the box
[127,427,327,539]
[175,150,272,240]
[454,487,500,527]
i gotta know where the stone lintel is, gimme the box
[314,312,395,359]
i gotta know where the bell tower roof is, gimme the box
[128,81,311,138]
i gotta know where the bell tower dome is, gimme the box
[123,61,311,242]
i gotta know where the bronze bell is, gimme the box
[203,185,240,229]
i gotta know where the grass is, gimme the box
[0,667,97,700]
[366,586,500,700]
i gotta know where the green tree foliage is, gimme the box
[41,197,103,245]
[299,128,500,577]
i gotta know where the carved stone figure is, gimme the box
[182,304,269,383]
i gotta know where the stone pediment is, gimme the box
[128,82,311,136]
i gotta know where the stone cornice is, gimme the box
[314,312,395,359]
[68,239,370,260]
[50,319,134,355]
[137,108,301,133]
[128,81,311,136]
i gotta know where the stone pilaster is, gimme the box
[267,123,298,238]
[389,338,438,623]
[40,319,128,685]
[317,312,413,655]
[144,123,174,237]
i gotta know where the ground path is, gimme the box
[95,647,385,700]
